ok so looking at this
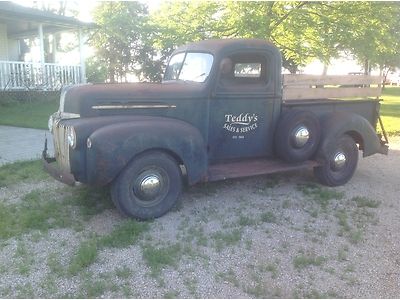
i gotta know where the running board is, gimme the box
[207,158,320,181]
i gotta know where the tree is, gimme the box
[85,56,107,83]
[149,1,334,73]
[90,2,159,82]
[326,2,400,76]
[149,1,400,76]
[87,1,400,80]
[148,1,224,75]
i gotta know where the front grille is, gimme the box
[53,122,70,172]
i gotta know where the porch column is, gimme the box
[78,28,87,83]
[38,23,45,85]
[38,23,45,65]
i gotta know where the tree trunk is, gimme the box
[322,63,329,75]
[364,59,370,75]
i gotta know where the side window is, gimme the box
[217,53,269,93]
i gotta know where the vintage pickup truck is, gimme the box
[43,39,388,219]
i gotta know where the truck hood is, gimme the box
[60,82,207,117]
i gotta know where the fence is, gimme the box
[0,61,82,91]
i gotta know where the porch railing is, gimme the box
[0,61,82,91]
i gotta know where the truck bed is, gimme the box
[283,98,380,128]
[282,74,383,127]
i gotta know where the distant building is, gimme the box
[0,2,94,90]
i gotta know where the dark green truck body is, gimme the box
[43,38,388,219]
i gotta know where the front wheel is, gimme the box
[111,151,182,220]
[314,134,359,186]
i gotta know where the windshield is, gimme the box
[164,52,213,83]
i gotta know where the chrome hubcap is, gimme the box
[139,175,161,199]
[333,152,346,170]
[293,126,310,148]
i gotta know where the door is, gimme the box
[208,51,279,162]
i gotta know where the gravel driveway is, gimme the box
[0,137,399,298]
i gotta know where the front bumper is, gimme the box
[42,138,75,186]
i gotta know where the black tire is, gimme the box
[111,151,182,220]
[314,134,359,186]
[274,110,321,163]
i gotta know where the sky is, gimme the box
[74,1,163,22]
[13,0,162,22]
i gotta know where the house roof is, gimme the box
[0,2,95,39]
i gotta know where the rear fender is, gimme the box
[86,118,207,186]
[318,112,384,158]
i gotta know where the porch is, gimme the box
[0,60,81,91]
[0,2,93,91]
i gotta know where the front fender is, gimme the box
[318,112,386,158]
[86,117,207,186]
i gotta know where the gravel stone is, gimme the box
[0,137,398,298]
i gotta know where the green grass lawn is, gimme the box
[380,86,400,136]
[0,87,399,135]
[0,97,59,130]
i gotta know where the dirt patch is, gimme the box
[0,138,398,298]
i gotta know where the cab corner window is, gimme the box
[234,63,262,78]
[217,53,269,93]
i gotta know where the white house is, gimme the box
[0,2,93,91]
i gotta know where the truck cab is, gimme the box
[43,38,388,220]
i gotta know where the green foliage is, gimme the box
[164,290,180,299]
[63,186,113,217]
[380,87,400,136]
[260,211,277,223]
[15,283,35,298]
[215,269,240,287]
[85,56,108,83]
[98,220,149,248]
[333,2,400,73]
[68,220,149,275]
[237,215,257,227]
[115,266,132,279]
[89,1,400,79]
[0,190,73,240]
[91,2,161,82]
[68,239,99,275]
[77,273,112,298]
[47,253,65,277]
[352,196,380,208]
[0,96,59,129]
[293,254,326,269]
[142,243,182,276]
[0,160,48,187]
[149,1,400,74]
[212,229,242,251]
[297,183,344,209]
[294,288,338,299]
[336,210,351,233]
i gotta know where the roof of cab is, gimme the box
[173,38,280,57]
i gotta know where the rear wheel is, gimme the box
[314,134,359,186]
[274,110,321,162]
[111,151,182,220]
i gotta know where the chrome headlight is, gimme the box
[48,115,53,133]
[66,126,76,149]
